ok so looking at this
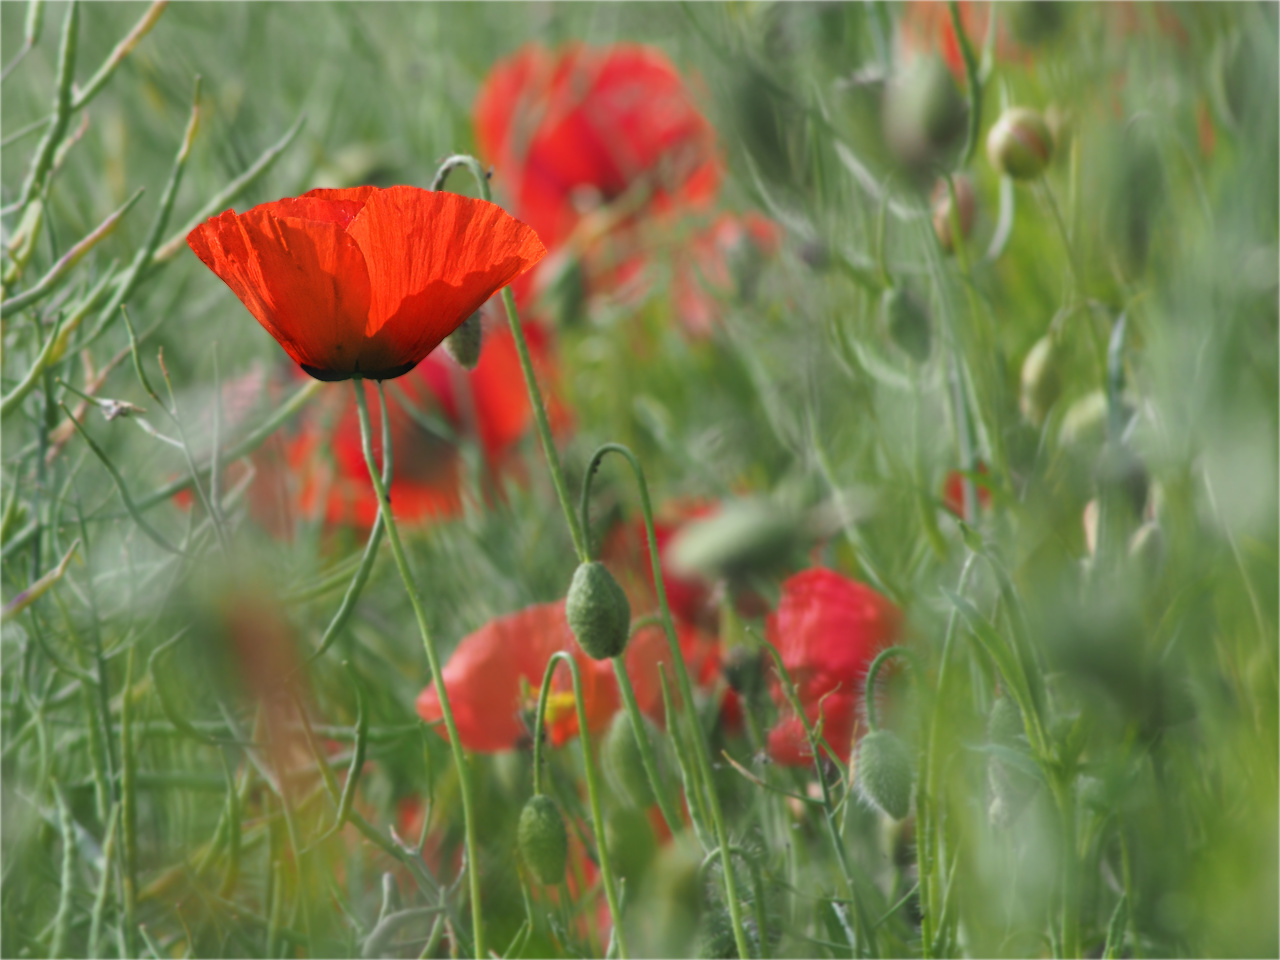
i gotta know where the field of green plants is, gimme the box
[2,3,1277,958]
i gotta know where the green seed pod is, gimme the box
[667,498,802,583]
[881,286,932,363]
[987,107,1054,181]
[566,561,632,661]
[603,711,655,809]
[1019,335,1061,427]
[517,794,568,886]
[442,311,483,370]
[856,730,915,821]
[884,55,968,170]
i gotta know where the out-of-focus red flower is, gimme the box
[602,502,719,630]
[671,212,782,338]
[765,568,901,766]
[624,620,722,728]
[416,601,618,752]
[942,462,993,521]
[188,186,545,381]
[287,314,567,531]
[899,2,1026,79]
[475,43,720,253]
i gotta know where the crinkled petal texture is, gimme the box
[188,186,546,381]
[765,568,901,765]
[416,601,617,753]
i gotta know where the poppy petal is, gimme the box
[345,187,546,366]
[188,208,372,374]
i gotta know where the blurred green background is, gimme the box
[2,3,1276,958]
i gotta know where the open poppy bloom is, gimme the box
[416,601,618,752]
[765,568,901,766]
[187,186,546,381]
[474,43,720,254]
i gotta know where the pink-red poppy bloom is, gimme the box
[942,462,993,521]
[765,568,901,766]
[474,43,720,254]
[187,186,545,381]
[416,601,619,752]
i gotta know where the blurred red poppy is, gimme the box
[672,212,782,338]
[602,503,719,630]
[899,2,1026,78]
[942,462,993,521]
[188,186,545,381]
[765,568,901,766]
[475,43,720,254]
[416,601,618,752]
[288,315,567,530]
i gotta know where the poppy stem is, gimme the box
[532,651,630,959]
[352,380,485,960]
[432,153,588,560]
[580,442,755,960]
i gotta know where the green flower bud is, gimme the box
[517,794,568,886]
[442,311,483,369]
[667,498,802,583]
[884,56,968,170]
[856,730,915,820]
[603,712,655,809]
[881,286,932,363]
[1019,335,1061,427]
[566,561,632,661]
[987,107,1054,180]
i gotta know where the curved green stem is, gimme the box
[353,380,484,959]
[432,154,587,560]
[531,651,630,959]
[581,441,754,958]
[948,0,982,168]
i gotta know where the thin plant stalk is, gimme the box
[352,380,485,959]
[531,650,630,959]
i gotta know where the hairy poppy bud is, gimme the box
[603,712,655,809]
[517,794,568,885]
[881,286,932,362]
[931,174,977,253]
[857,730,915,820]
[884,56,968,170]
[667,498,801,582]
[442,312,483,369]
[987,107,1054,180]
[566,561,632,660]
[1019,335,1061,427]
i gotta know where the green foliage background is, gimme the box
[2,3,1276,958]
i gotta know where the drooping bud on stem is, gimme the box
[987,107,1054,180]
[518,794,568,885]
[857,730,915,820]
[566,561,632,660]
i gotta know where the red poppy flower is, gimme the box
[475,43,720,253]
[187,186,546,381]
[602,503,719,630]
[415,601,618,752]
[765,568,901,765]
[942,462,993,521]
[624,619,723,728]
